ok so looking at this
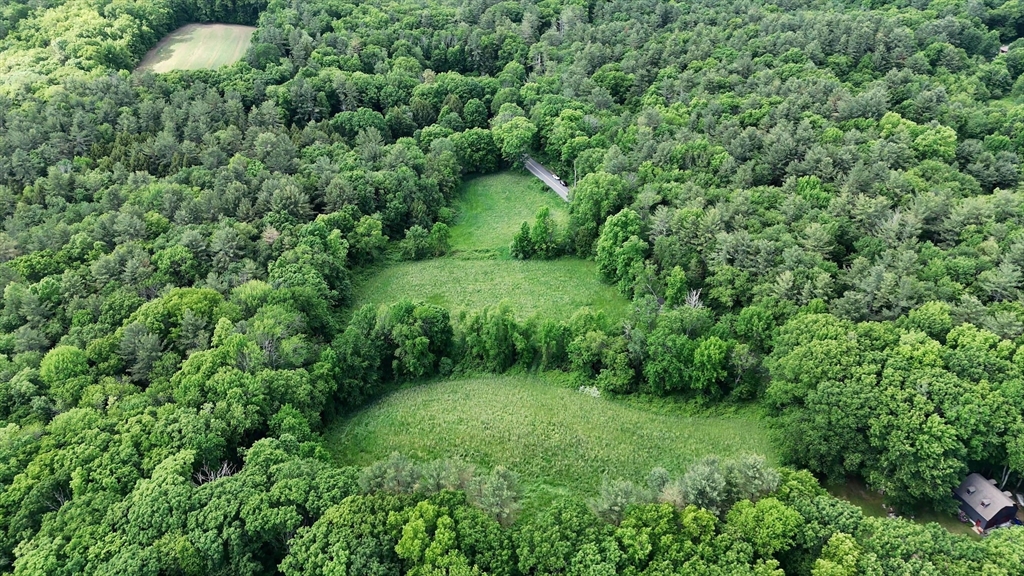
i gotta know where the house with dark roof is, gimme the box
[953,473,1018,530]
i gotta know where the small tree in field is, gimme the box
[401,225,431,260]
[429,222,451,256]
[530,207,558,258]
[679,456,728,516]
[511,221,534,259]
[590,477,647,525]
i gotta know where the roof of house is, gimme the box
[954,473,1016,522]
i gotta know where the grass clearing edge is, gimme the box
[352,257,629,322]
[450,171,569,255]
[324,374,776,505]
[353,170,628,321]
[136,24,256,73]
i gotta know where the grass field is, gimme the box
[450,172,569,255]
[136,24,255,73]
[353,170,628,320]
[325,375,775,503]
[354,258,627,320]
[828,480,979,537]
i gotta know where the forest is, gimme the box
[2,0,1024,572]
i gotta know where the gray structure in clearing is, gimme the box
[953,473,1018,530]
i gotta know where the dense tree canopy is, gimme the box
[2,0,1024,571]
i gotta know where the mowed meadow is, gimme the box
[352,171,629,320]
[325,375,775,504]
[136,24,255,72]
[355,258,627,321]
[449,172,569,254]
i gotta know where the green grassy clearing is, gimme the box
[450,172,569,255]
[136,24,255,73]
[353,258,627,321]
[353,170,628,320]
[828,479,979,537]
[325,374,775,505]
